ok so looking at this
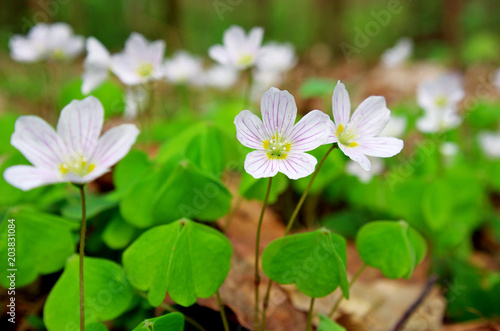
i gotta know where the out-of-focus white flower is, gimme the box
[3,96,139,191]
[380,116,407,138]
[204,65,238,90]
[209,25,263,70]
[492,69,500,90]
[250,69,283,101]
[416,73,465,133]
[163,51,203,86]
[478,131,500,159]
[110,33,165,86]
[82,37,111,94]
[124,87,149,119]
[440,142,459,157]
[257,42,297,73]
[326,82,404,171]
[234,88,331,179]
[381,37,413,68]
[346,157,384,183]
[9,23,84,62]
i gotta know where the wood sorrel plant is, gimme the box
[233,83,415,330]
[3,97,139,330]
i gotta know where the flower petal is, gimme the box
[244,150,279,178]
[338,143,371,171]
[208,45,229,66]
[3,165,61,191]
[260,87,297,137]
[91,124,140,170]
[57,96,104,157]
[11,116,65,170]
[288,110,331,152]
[234,110,267,149]
[355,137,404,158]
[332,82,351,127]
[248,27,264,53]
[279,153,317,180]
[110,54,142,85]
[224,25,246,55]
[325,119,338,144]
[349,96,390,138]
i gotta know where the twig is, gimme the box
[391,275,439,331]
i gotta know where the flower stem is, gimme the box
[78,185,87,331]
[261,145,336,329]
[328,263,367,317]
[223,195,243,232]
[254,177,273,331]
[306,297,316,331]
[216,291,230,331]
[243,68,253,108]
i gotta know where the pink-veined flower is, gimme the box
[82,37,111,94]
[209,25,263,70]
[234,87,331,179]
[3,96,139,191]
[327,81,404,171]
[9,23,84,62]
[110,33,165,86]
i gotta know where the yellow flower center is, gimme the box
[263,132,292,159]
[51,49,66,60]
[137,62,154,77]
[336,124,358,147]
[59,155,96,177]
[435,95,447,108]
[238,54,254,66]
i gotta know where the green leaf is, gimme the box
[102,213,137,250]
[422,179,455,231]
[123,219,232,307]
[318,314,346,331]
[153,160,232,223]
[43,255,134,331]
[299,78,335,98]
[113,149,151,195]
[87,323,108,331]
[239,172,289,204]
[132,312,184,331]
[356,221,427,279]
[261,228,349,298]
[62,193,118,220]
[0,207,76,287]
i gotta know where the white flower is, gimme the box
[163,51,203,85]
[478,131,500,159]
[381,37,413,68]
[209,25,264,70]
[326,82,404,171]
[234,87,331,179]
[440,142,459,157]
[204,65,238,90]
[346,157,384,183]
[256,42,297,73]
[110,33,165,86]
[493,69,500,91]
[82,37,111,94]
[416,73,464,133]
[3,96,139,191]
[9,23,84,62]
[380,116,407,138]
